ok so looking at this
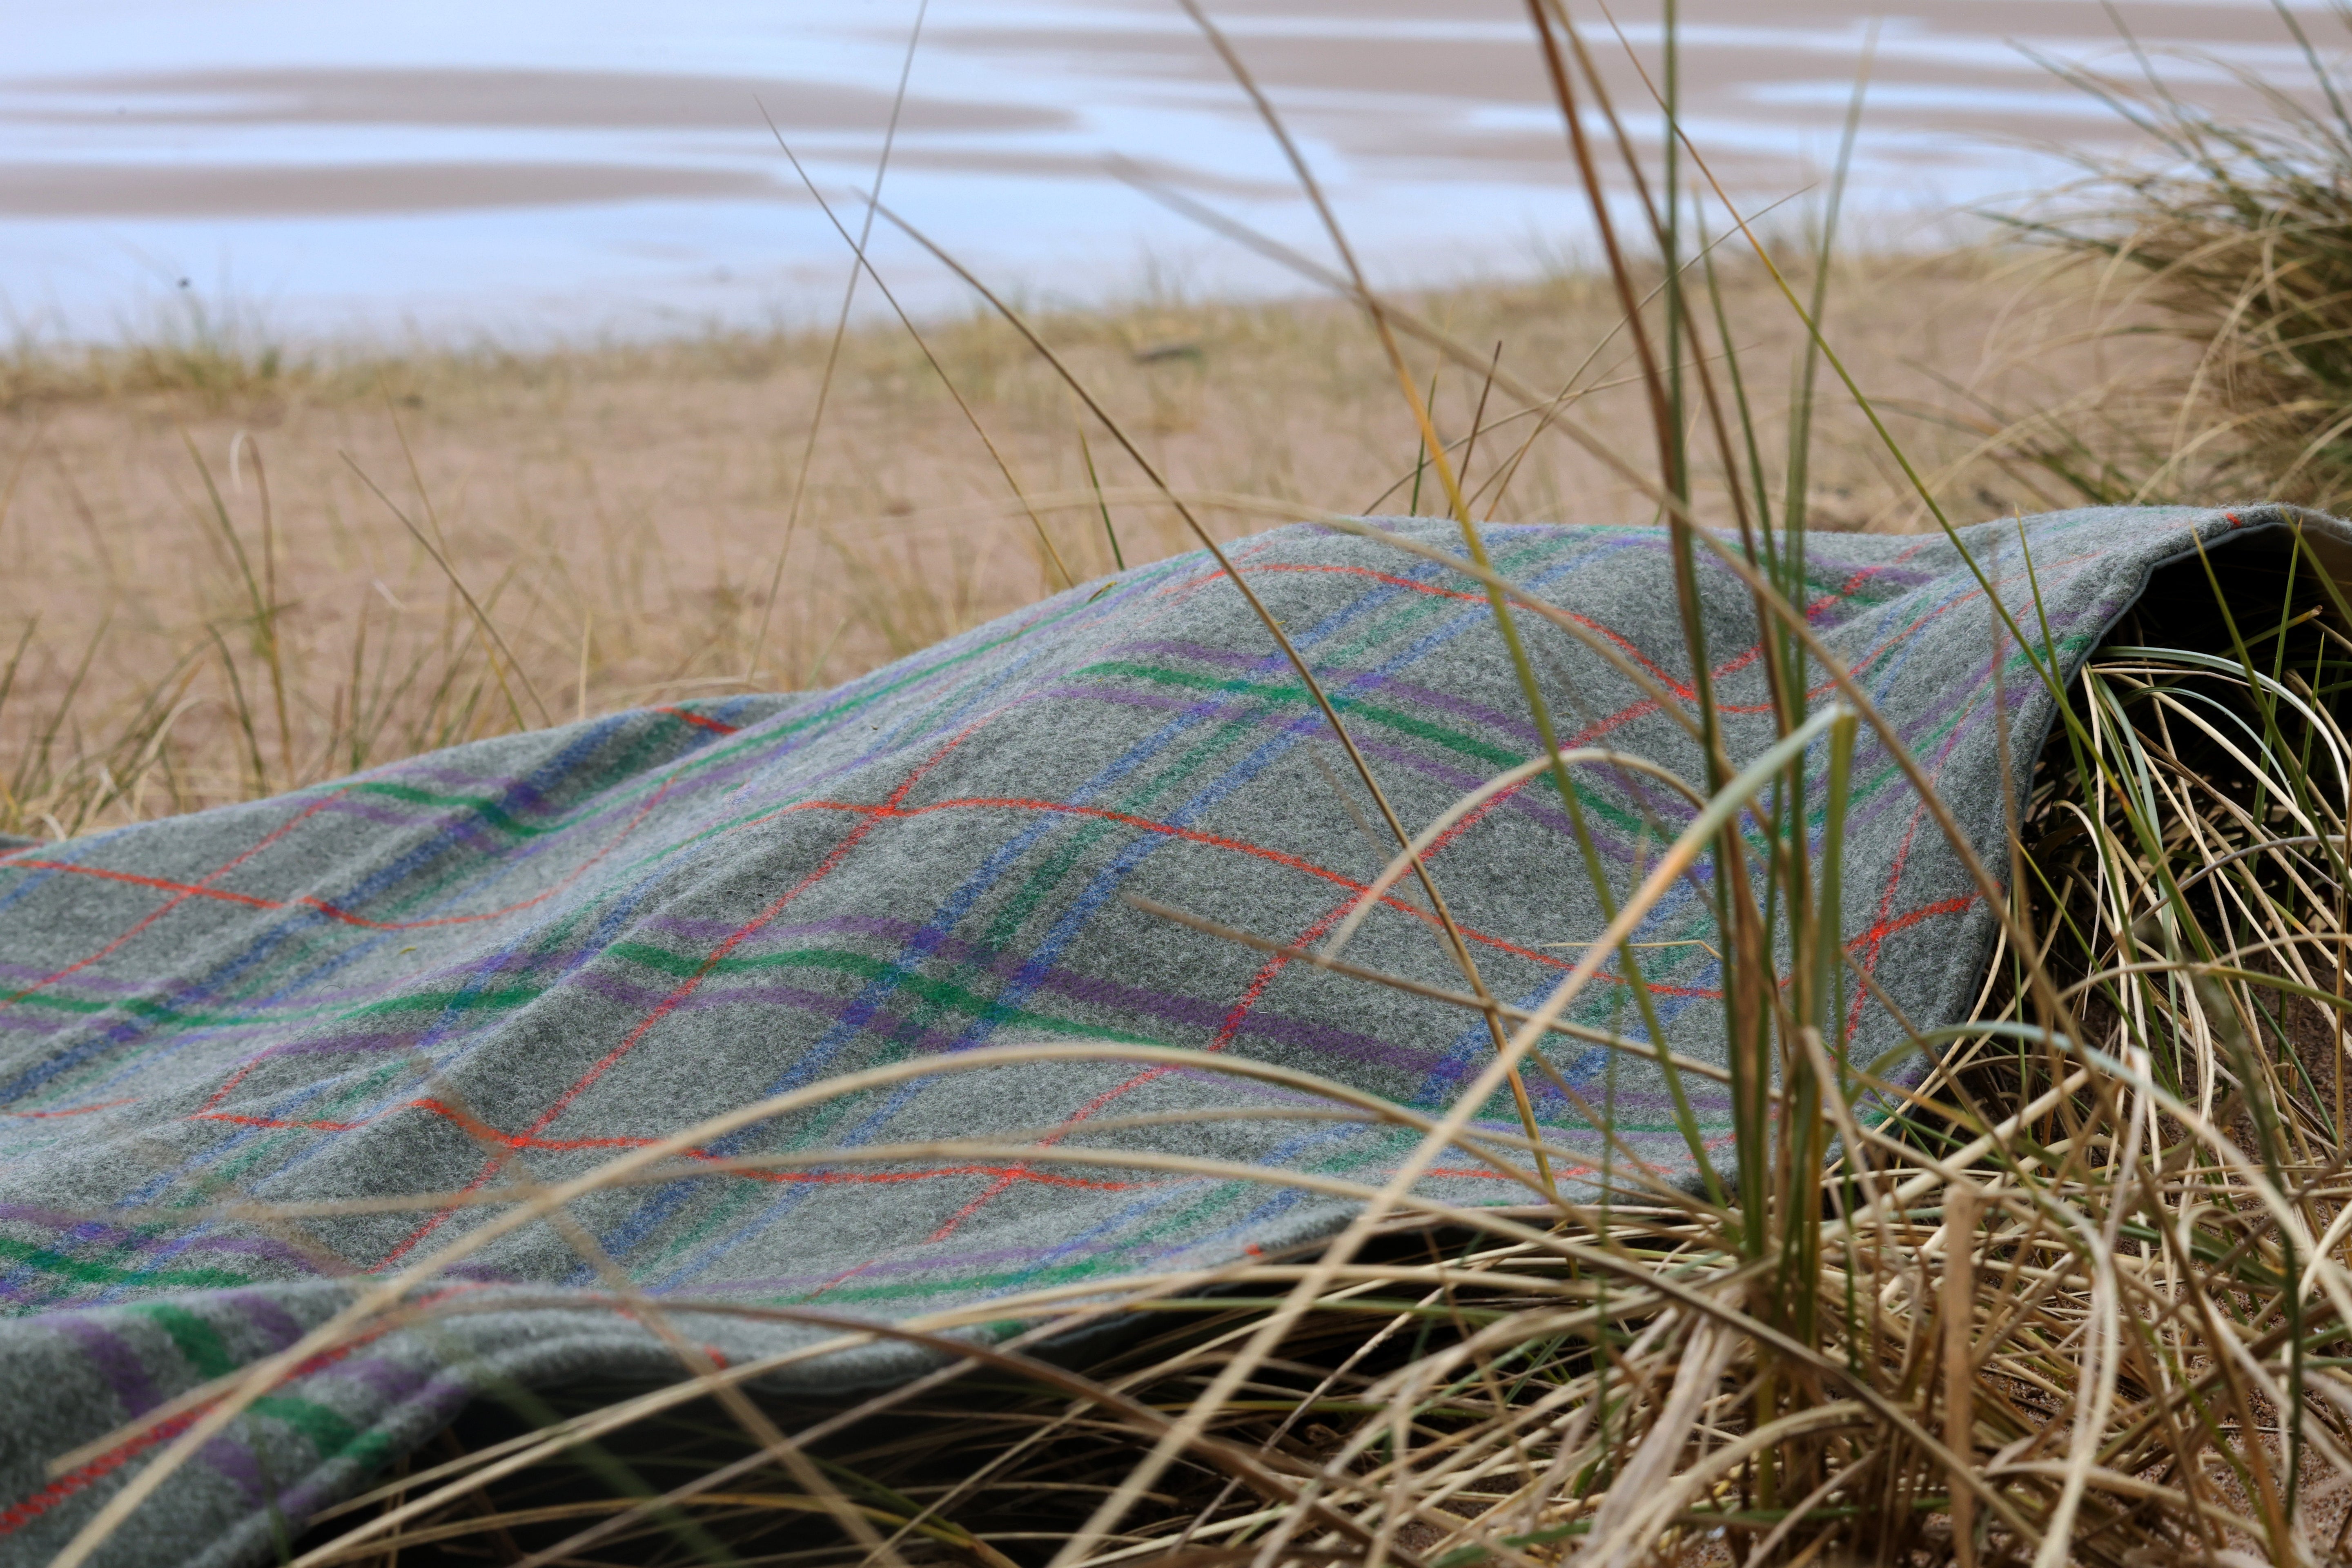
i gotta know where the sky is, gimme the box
[1,0,2341,343]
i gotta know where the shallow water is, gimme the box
[2,0,2336,341]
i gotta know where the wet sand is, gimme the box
[1,1,2335,334]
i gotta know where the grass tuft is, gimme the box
[1991,11,2352,514]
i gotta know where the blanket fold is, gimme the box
[0,503,2336,1566]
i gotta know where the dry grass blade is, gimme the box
[750,0,934,680]
[341,450,550,731]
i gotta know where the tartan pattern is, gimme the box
[0,506,2325,1566]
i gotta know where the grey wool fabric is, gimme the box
[0,503,2339,1566]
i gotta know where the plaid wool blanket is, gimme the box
[0,504,2339,1565]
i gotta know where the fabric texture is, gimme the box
[0,503,2337,1565]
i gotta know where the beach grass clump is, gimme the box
[2,293,310,411]
[1991,10,2352,513]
